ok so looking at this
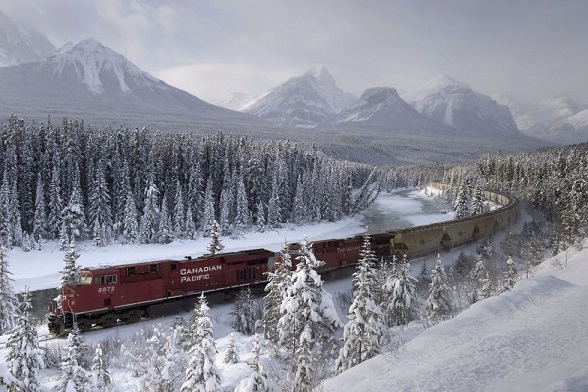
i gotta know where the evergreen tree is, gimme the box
[6,288,44,392]
[59,187,86,250]
[231,287,256,335]
[499,257,518,294]
[234,175,251,233]
[266,180,282,229]
[48,164,63,240]
[0,242,18,334]
[206,219,224,255]
[426,254,453,324]
[201,177,216,236]
[262,242,292,344]
[386,254,418,326]
[139,176,161,244]
[223,333,239,364]
[478,271,496,299]
[60,242,80,289]
[87,159,113,246]
[471,182,486,216]
[278,237,342,384]
[336,235,385,373]
[172,180,186,238]
[181,294,222,392]
[158,200,174,244]
[90,346,112,390]
[234,334,269,392]
[453,178,473,219]
[55,324,87,392]
[255,201,266,232]
[32,176,48,245]
[122,189,139,244]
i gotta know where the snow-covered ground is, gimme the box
[323,241,588,392]
[9,188,451,293]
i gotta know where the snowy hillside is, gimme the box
[0,38,264,129]
[324,242,588,391]
[0,10,55,67]
[216,92,256,111]
[242,67,356,128]
[407,75,520,135]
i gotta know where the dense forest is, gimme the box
[0,115,378,250]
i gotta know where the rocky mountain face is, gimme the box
[216,92,256,111]
[328,87,449,133]
[242,66,356,128]
[0,38,263,129]
[406,75,520,136]
[0,10,55,67]
[494,94,588,144]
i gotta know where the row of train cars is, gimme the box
[47,182,519,335]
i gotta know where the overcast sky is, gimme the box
[3,0,588,104]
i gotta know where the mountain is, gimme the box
[0,10,55,67]
[0,38,264,129]
[406,75,520,136]
[242,66,356,128]
[216,92,256,111]
[495,94,588,144]
[327,87,449,133]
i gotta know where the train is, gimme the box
[47,183,519,335]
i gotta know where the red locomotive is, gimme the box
[47,249,275,335]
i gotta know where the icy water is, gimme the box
[29,189,451,326]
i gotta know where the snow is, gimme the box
[403,74,470,103]
[9,188,447,293]
[323,241,588,392]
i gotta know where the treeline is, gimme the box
[0,115,378,249]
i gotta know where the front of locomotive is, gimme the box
[47,270,93,335]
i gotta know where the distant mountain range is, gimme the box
[0,10,55,67]
[493,94,588,144]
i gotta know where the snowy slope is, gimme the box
[407,75,520,135]
[324,243,588,392]
[0,10,55,67]
[242,67,356,128]
[327,87,450,134]
[0,38,264,129]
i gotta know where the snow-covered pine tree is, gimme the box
[123,325,183,392]
[87,158,113,247]
[0,242,18,334]
[278,237,343,377]
[59,242,80,289]
[471,181,486,216]
[172,180,186,239]
[478,271,496,299]
[263,241,292,344]
[255,200,266,232]
[499,256,518,294]
[90,346,111,389]
[59,186,86,250]
[139,176,161,244]
[336,235,385,373]
[181,294,222,392]
[234,334,269,392]
[387,254,418,326]
[266,177,282,230]
[158,199,174,244]
[206,219,224,256]
[223,333,239,364]
[453,178,473,219]
[201,177,216,236]
[55,324,87,392]
[48,164,63,240]
[231,287,256,335]
[426,254,453,324]
[32,176,48,245]
[185,205,197,240]
[6,288,44,392]
[234,175,251,234]
[122,189,139,244]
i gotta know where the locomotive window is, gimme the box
[94,275,117,285]
[150,264,158,273]
[127,267,136,276]
[79,276,92,285]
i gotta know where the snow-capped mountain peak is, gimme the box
[242,66,356,128]
[0,10,55,67]
[405,74,470,102]
[42,38,160,94]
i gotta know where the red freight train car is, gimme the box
[48,249,275,335]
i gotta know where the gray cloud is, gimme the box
[3,0,588,104]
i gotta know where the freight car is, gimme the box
[48,184,519,335]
